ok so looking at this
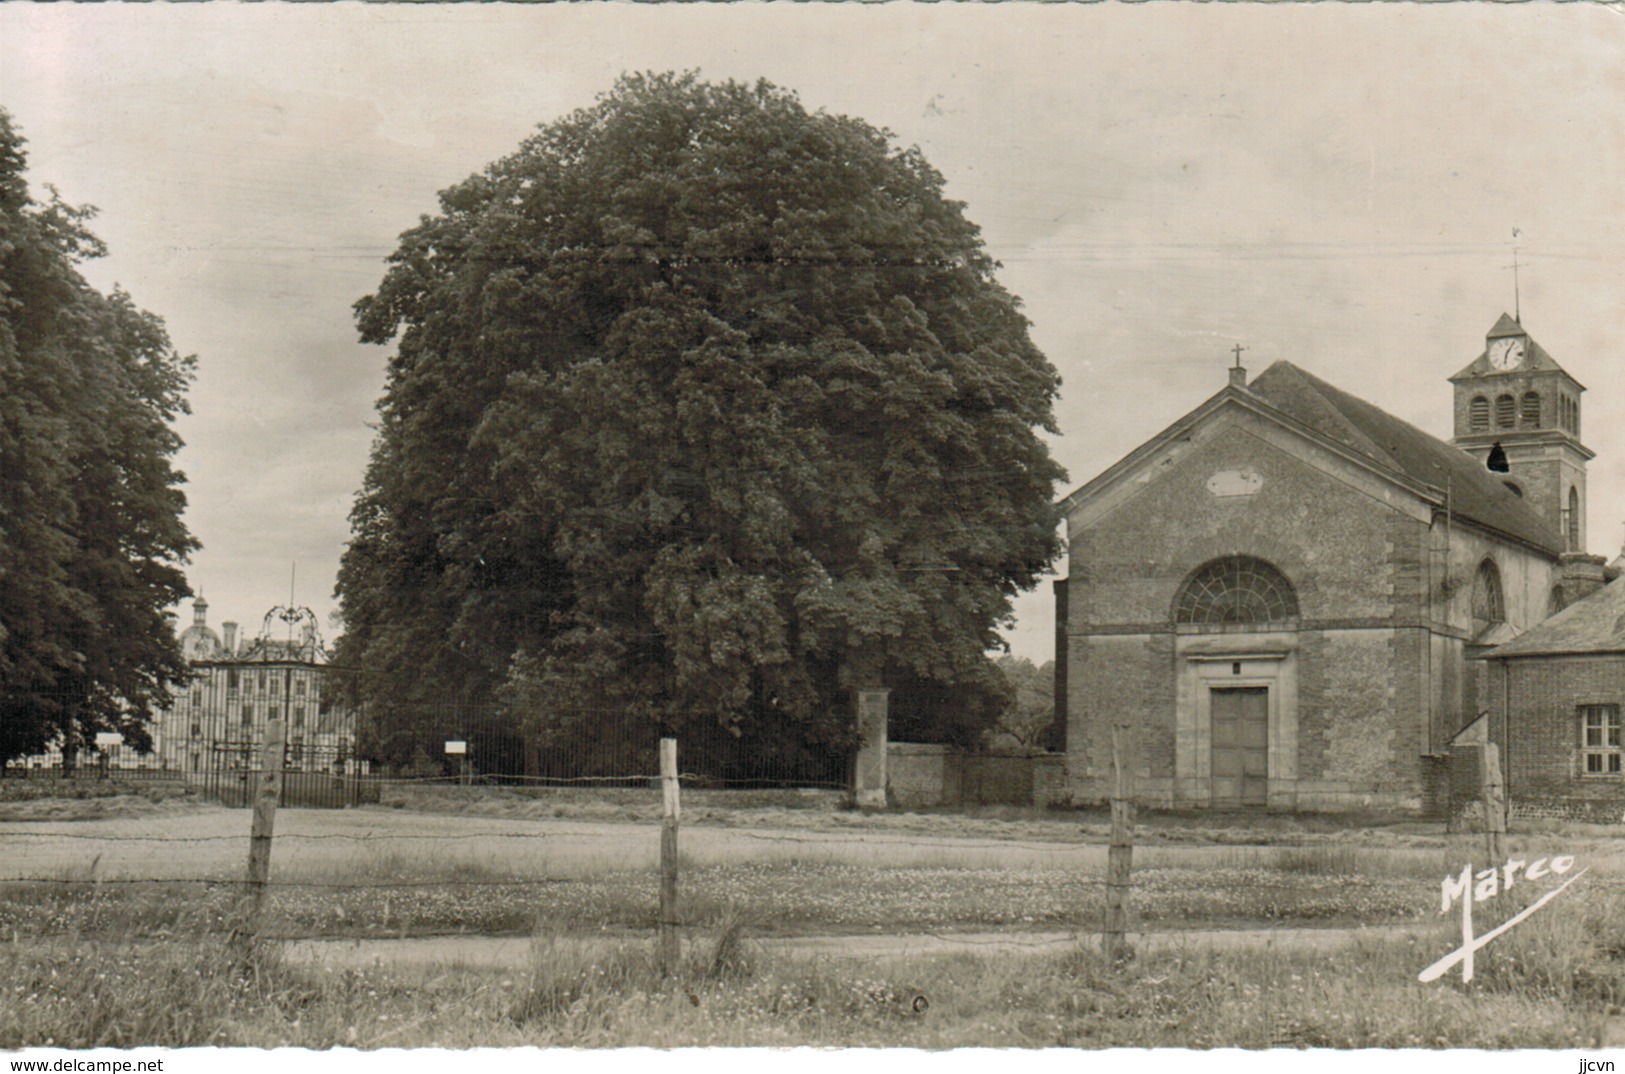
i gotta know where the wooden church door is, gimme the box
[1211,687,1268,806]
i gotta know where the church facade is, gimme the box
[1055,314,1609,813]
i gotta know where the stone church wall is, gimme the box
[1292,628,1426,811]
[1438,522,1562,742]
[1063,632,1175,802]
[1063,418,1438,811]
[1060,390,1576,814]
[1440,524,1558,639]
[1065,417,1402,630]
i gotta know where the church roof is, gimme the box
[1247,361,1566,556]
[1486,577,1625,658]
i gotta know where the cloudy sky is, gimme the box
[3,3,1622,663]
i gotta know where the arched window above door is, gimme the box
[1175,556,1299,626]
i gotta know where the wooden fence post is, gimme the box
[1103,722,1135,966]
[1481,741,1507,871]
[658,737,681,976]
[238,717,285,949]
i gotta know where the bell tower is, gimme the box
[1449,313,1592,551]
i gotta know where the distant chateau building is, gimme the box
[162,597,365,781]
[16,597,366,788]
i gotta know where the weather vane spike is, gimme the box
[264,561,318,656]
[1511,229,1522,324]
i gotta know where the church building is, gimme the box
[1055,314,1610,813]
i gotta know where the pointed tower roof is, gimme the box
[1449,315,1582,385]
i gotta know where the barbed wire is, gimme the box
[6,873,1620,889]
[0,876,571,889]
[0,830,553,842]
[343,772,846,787]
[0,870,1111,890]
[0,828,1099,847]
[0,771,846,787]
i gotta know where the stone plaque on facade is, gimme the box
[1205,469,1264,497]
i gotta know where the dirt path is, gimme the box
[9,802,1620,896]
[0,804,1121,880]
[282,923,1428,971]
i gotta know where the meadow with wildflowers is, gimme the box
[3,886,1621,1049]
[3,783,1624,1047]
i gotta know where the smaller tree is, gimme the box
[887,664,1012,749]
[988,655,1057,751]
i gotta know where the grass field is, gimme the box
[2,781,1623,1048]
[4,893,1621,1049]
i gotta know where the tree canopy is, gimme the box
[989,655,1059,751]
[0,110,198,764]
[337,73,1065,764]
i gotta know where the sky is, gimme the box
[2,3,1622,665]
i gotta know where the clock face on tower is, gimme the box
[1487,336,1526,371]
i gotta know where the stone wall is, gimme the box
[887,743,959,809]
[1033,752,1069,807]
[886,743,1063,808]
[961,754,1036,805]
[1509,796,1625,824]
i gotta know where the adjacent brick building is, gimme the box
[1056,314,1605,813]
[1477,574,1625,821]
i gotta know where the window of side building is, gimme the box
[1581,704,1622,776]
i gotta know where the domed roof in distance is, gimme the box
[179,597,222,660]
[179,623,223,661]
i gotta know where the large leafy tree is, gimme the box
[0,110,198,764]
[338,73,1064,764]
